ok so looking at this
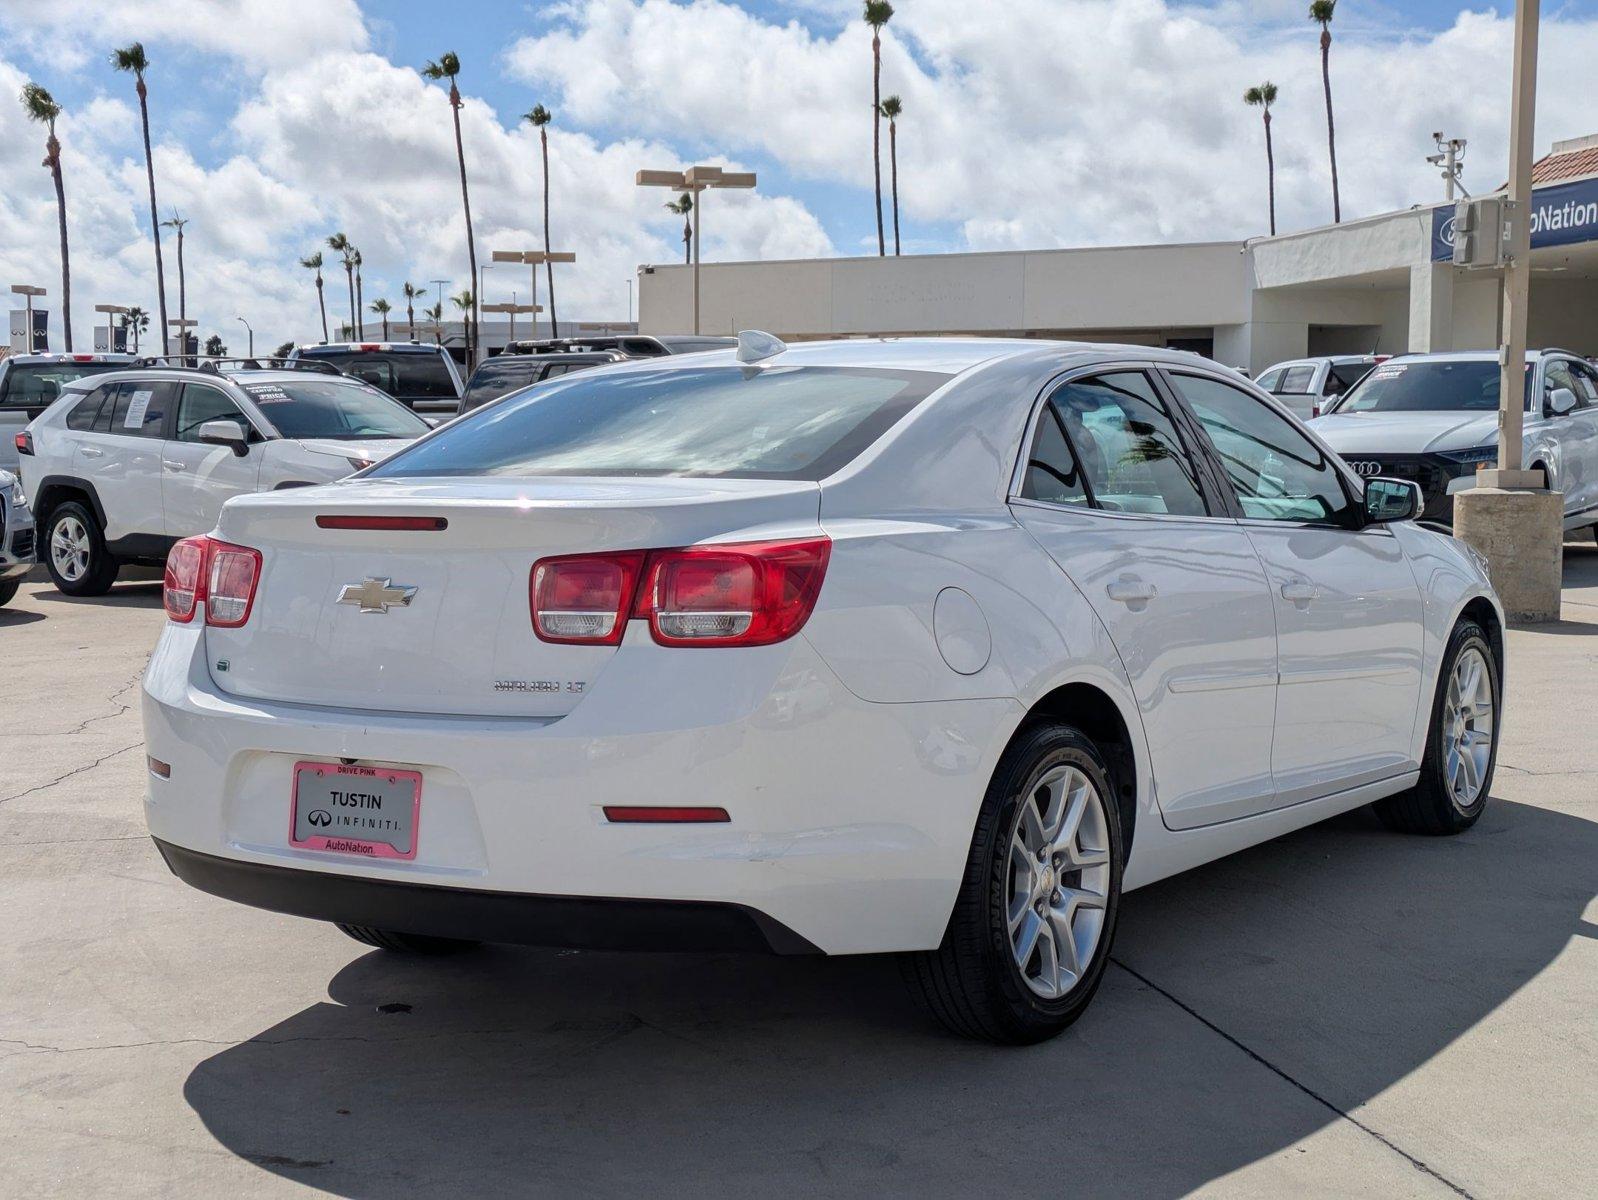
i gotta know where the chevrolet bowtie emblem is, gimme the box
[337,577,417,614]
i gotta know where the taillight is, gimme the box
[643,539,831,646]
[529,539,830,648]
[163,537,207,622]
[206,541,263,627]
[162,536,263,627]
[14,431,32,456]
[530,551,645,644]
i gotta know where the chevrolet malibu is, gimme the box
[143,336,1504,1043]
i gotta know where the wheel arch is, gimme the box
[1458,594,1504,676]
[33,474,107,529]
[1016,681,1141,862]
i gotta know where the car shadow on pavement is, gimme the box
[183,796,1597,1197]
[28,581,163,608]
[0,606,45,627]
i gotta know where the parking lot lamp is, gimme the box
[11,284,46,352]
[1454,0,1562,624]
[168,317,197,363]
[635,166,757,335]
[492,250,576,339]
[235,316,254,358]
[482,300,542,343]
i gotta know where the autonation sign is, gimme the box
[1431,174,1598,261]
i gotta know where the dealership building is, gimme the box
[638,135,1598,374]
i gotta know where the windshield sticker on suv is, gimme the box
[1370,366,1407,381]
[123,389,154,428]
[243,384,292,403]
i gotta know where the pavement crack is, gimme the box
[0,743,144,808]
[1111,958,1475,1200]
[60,670,146,737]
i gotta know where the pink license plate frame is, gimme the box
[289,761,422,861]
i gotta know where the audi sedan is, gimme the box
[142,336,1503,1043]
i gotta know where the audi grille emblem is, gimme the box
[1349,461,1383,477]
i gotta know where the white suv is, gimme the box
[1255,355,1383,420]
[17,363,430,595]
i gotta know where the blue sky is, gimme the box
[4,1,1598,348]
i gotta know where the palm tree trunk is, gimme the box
[449,84,480,366]
[540,127,556,336]
[1264,110,1277,237]
[175,228,186,358]
[137,81,169,354]
[355,266,365,338]
[315,277,328,342]
[407,299,415,340]
[344,265,356,339]
[889,119,900,256]
[382,315,390,339]
[872,33,885,257]
[1321,30,1341,224]
[48,138,73,352]
[683,217,692,266]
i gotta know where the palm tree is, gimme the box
[423,301,444,345]
[879,95,903,255]
[665,193,694,265]
[20,83,72,351]
[424,53,480,365]
[864,2,894,257]
[402,282,424,340]
[203,333,225,357]
[121,307,150,354]
[327,233,356,337]
[111,43,170,354]
[352,246,365,337]
[370,298,392,340]
[161,211,188,357]
[1244,82,1279,237]
[272,341,294,359]
[450,288,474,365]
[1310,0,1341,224]
[300,251,329,342]
[523,104,558,334]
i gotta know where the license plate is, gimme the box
[290,761,421,860]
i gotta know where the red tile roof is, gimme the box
[1532,143,1598,184]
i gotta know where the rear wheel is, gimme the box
[1375,619,1499,835]
[335,924,480,955]
[903,723,1123,1044]
[0,578,19,608]
[43,500,120,596]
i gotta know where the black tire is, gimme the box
[41,500,120,596]
[903,723,1124,1044]
[335,924,480,955]
[1374,619,1499,835]
[0,578,19,608]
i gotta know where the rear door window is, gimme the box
[301,351,458,399]
[1255,369,1285,392]
[1278,365,1316,394]
[0,361,125,411]
[65,387,110,431]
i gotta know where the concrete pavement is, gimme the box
[2,547,1595,1198]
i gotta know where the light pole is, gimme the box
[168,318,197,362]
[493,249,576,339]
[1427,132,1470,201]
[94,304,130,353]
[482,301,542,344]
[627,277,633,325]
[10,284,45,352]
[235,316,254,358]
[635,166,756,335]
[1454,0,1561,624]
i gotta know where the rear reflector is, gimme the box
[316,515,448,531]
[147,756,171,779]
[603,806,730,824]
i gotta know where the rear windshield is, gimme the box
[369,365,948,481]
[239,380,431,440]
[1331,360,1532,413]
[461,358,545,407]
[0,362,126,410]
[297,350,457,399]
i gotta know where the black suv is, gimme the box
[459,350,629,414]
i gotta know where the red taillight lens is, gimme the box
[206,541,263,627]
[14,431,33,456]
[530,552,645,644]
[642,538,831,647]
[162,536,262,627]
[163,537,207,622]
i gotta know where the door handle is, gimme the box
[80,447,103,458]
[1280,580,1319,605]
[1106,578,1158,610]
[163,460,186,471]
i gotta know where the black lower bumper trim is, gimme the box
[153,838,821,955]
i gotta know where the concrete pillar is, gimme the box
[1409,263,1455,353]
[1453,487,1563,624]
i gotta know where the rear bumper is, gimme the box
[153,837,820,954]
[142,621,1019,955]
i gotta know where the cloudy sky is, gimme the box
[3,0,1597,352]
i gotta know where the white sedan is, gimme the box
[142,335,1503,1043]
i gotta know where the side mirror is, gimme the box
[1364,477,1421,524]
[198,419,250,456]
[1547,387,1579,417]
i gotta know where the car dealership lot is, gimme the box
[2,552,1595,1199]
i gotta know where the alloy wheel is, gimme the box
[1006,764,1112,999]
[51,515,91,583]
[1442,645,1494,810]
